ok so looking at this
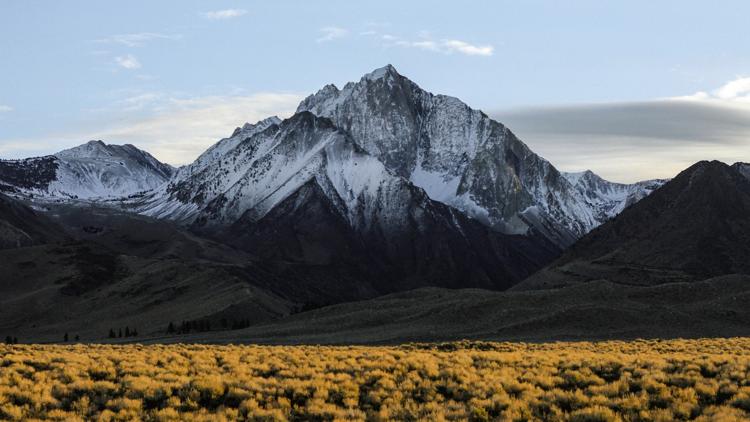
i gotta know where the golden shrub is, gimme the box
[0,338,748,420]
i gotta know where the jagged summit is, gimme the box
[233,116,283,137]
[295,65,664,246]
[562,170,596,185]
[135,64,666,249]
[362,64,399,80]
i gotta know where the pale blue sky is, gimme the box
[1,1,750,181]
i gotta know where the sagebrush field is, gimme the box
[1,339,749,421]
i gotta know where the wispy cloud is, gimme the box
[96,32,181,47]
[0,93,304,165]
[317,27,348,43]
[0,105,12,113]
[115,54,142,70]
[96,93,304,164]
[116,93,164,111]
[442,40,494,56]
[203,9,247,20]
[371,32,494,57]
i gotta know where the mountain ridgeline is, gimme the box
[295,65,665,245]
[1,66,670,296]
[516,160,750,290]
[0,140,173,199]
[123,65,666,291]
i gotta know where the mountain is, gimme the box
[296,65,663,246]
[0,193,67,249]
[129,65,664,292]
[516,160,750,290]
[0,140,173,199]
[137,111,559,292]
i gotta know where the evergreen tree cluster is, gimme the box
[62,333,80,342]
[4,336,18,344]
[107,326,138,339]
[166,318,252,335]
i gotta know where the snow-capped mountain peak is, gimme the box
[0,141,173,199]
[362,63,399,81]
[293,64,666,246]
[132,65,667,248]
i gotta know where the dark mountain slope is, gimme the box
[160,111,561,293]
[516,161,750,290]
[0,193,67,249]
[132,274,750,345]
[225,177,560,294]
[1,203,422,342]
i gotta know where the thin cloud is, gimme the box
[203,9,247,20]
[0,93,304,165]
[492,100,750,182]
[442,40,493,56]
[116,93,164,111]
[98,93,304,164]
[377,32,494,57]
[96,32,181,47]
[115,54,142,70]
[0,105,12,113]
[317,27,348,43]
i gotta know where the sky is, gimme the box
[1,1,749,182]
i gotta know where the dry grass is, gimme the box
[1,338,749,421]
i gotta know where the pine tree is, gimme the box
[109,329,116,338]
[64,332,69,342]
[12,337,17,344]
[118,328,122,338]
[167,321,175,334]
[4,336,11,344]
[75,335,80,341]
[125,326,130,337]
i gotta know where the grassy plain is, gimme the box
[1,338,749,421]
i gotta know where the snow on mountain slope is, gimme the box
[178,116,282,178]
[0,140,173,199]
[562,170,666,221]
[733,162,750,181]
[139,112,427,229]
[296,65,660,246]
[134,111,559,290]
